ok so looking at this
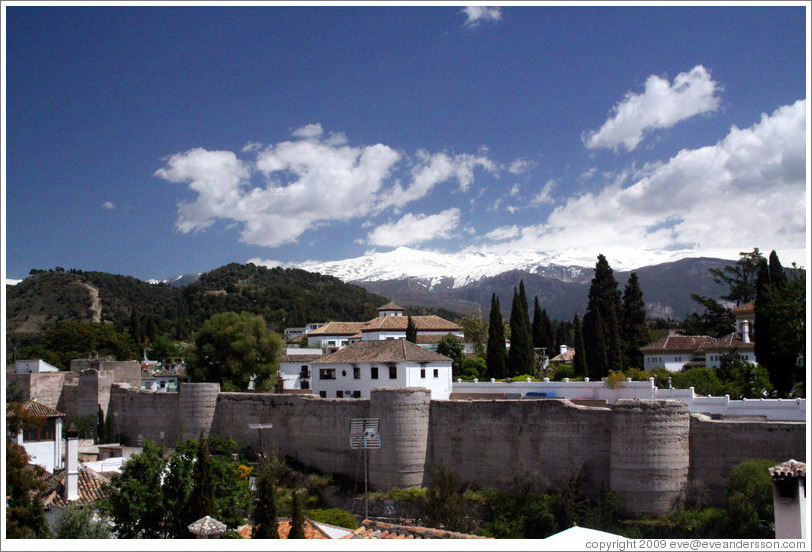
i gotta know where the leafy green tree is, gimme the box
[102,441,168,538]
[460,307,488,358]
[710,248,765,307]
[189,434,217,520]
[420,464,475,534]
[726,459,777,538]
[51,504,112,539]
[190,311,282,392]
[252,459,280,539]
[162,440,196,538]
[485,294,506,379]
[148,335,184,362]
[460,357,486,379]
[405,316,418,343]
[681,294,736,338]
[508,282,534,377]
[572,315,588,379]
[288,489,306,539]
[717,353,773,399]
[437,333,465,376]
[620,272,651,369]
[5,404,51,539]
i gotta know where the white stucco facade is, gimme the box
[15,359,59,373]
[312,360,452,399]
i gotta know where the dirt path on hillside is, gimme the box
[81,282,102,323]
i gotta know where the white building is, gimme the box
[311,339,453,399]
[305,321,366,348]
[361,314,463,342]
[15,359,60,374]
[278,348,324,390]
[10,400,65,473]
[641,334,715,372]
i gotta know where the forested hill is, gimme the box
[6,264,390,342]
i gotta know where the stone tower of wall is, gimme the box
[179,383,221,441]
[610,399,691,516]
[369,387,431,489]
[77,369,115,418]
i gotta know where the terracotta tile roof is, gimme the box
[306,321,367,336]
[378,301,405,311]
[769,460,806,479]
[703,332,755,351]
[362,315,461,332]
[21,400,65,418]
[342,519,488,539]
[732,302,755,315]
[41,465,111,509]
[279,354,323,363]
[640,335,715,353]
[550,348,576,363]
[312,339,452,364]
[237,518,332,539]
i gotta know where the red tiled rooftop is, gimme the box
[21,399,65,418]
[640,334,715,353]
[342,519,488,539]
[362,315,461,332]
[41,465,111,509]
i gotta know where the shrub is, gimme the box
[305,508,358,529]
[552,363,574,380]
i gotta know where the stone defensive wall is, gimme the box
[100,383,805,517]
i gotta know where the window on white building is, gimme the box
[353,367,360,379]
[371,367,378,379]
[434,368,439,378]
[389,366,397,379]
[319,369,336,380]
[420,368,426,379]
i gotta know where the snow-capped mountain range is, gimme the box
[253,246,745,290]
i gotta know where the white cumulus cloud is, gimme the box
[462,6,502,28]
[102,201,116,210]
[156,127,496,248]
[366,208,461,247]
[583,65,722,152]
[488,99,807,263]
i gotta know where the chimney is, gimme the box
[64,424,80,502]
[769,460,807,539]
[742,320,751,344]
[560,344,568,356]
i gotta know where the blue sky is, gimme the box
[3,3,809,281]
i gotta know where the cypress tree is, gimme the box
[405,316,418,343]
[542,309,555,353]
[97,404,105,444]
[485,294,506,379]
[252,460,279,539]
[620,272,651,370]
[572,315,588,378]
[606,307,623,372]
[508,283,534,377]
[532,297,544,348]
[584,309,608,380]
[189,433,216,520]
[755,251,797,395]
[288,489,306,539]
[585,254,623,373]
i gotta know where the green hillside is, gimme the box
[6,264,390,346]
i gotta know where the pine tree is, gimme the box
[188,433,216,520]
[288,489,306,539]
[485,294,506,379]
[620,272,651,370]
[508,283,534,377]
[252,458,279,538]
[405,316,418,343]
[572,315,588,378]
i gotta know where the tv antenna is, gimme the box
[350,418,380,520]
